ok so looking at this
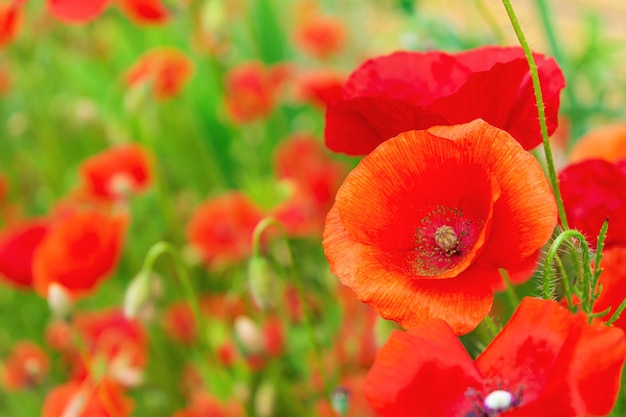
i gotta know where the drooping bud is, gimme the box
[123,271,151,320]
[47,283,73,319]
[234,316,264,355]
[248,256,277,311]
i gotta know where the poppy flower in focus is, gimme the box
[293,12,345,60]
[0,219,49,288]
[568,122,626,163]
[273,133,347,237]
[365,297,626,417]
[32,209,128,299]
[1,341,49,391]
[79,143,152,201]
[186,192,263,269]
[126,48,194,100]
[0,1,21,48]
[559,159,626,248]
[42,377,133,417]
[323,119,557,334]
[224,61,281,124]
[325,46,565,155]
[48,0,168,24]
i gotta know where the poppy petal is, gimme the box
[48,0,109,23]
[364,320,482,417]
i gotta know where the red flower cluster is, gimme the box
[365,298,626,417]
[48,0,168,25]
[325,46,565,155]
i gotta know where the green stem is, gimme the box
[499,269,520,307]
[607,298,626,326]
[555,255,574,311]
[500,0,569,230]
[482,315,499,339]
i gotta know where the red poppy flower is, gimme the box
[125,48,194,100]
[569,122,626,163]
[559,159,626,248]
[78,143,152,201]
[1,341,49,391]
[325,46,565,155]
[224,61,279,124]
[323,119,557,334]
[117,0,168,25]
[293,13,345,60]
[186,192,263,269]
[365,297,626,417]
[48,0,168,24]
[172,392,244,417]
[42,377,133,417]
[0,1,21,48]
[294,69,345,108]
[0,219,49,288]
[273,133,347,236]
[48,0,109,23]
[32,209,128,298]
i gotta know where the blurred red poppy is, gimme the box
[559,159,626,248]
[172,392,244,417]
[323,120,556,334]
[186,192,263,269]
[126,48,194,100]
[42,377,133,417]
[0,219,49,288]
[48,0,168,24]
[32,209,128,298]
[273,133,347,237]
[294,13,345,60]
[0,1,21,48]
[294,69,345,109]
[79,143,152,201]
[1,341,49,391]
[325,46,565,155]
[365,297,626,417]
[569,122,626,163]
[224,61,281,124]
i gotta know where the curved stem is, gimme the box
[500,0,569,230]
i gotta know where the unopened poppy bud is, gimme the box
[234,316,264,354]
[248,256,276,311]
[254,381,275,417]
[330,386,350,417]
[47,283,73,319]
[123,271,151,319]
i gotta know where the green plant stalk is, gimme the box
[607,298,626,326]
[250,217,333,399]
[499,269,520,307]
[591,219,610,305]
[555,255,574,311]
[500,0,569,230]
[482,315,499,339]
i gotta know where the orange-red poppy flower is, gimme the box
[1,341,49,391]
[325,46,565,155]
[0,1,21,48]
[568,122,626,163]
[0,218,49,288]
[224,61,280,124]
[323,119,557,334]
[186,192,263,269]
[125,48,194,100]
[364,297,626,417]
[272,133,347,237]
[32,209,128,298]
[42,377,133,417]
[293,13,346,60]
[294,69,345,109]
[172,392,244,417]
[559,159,626,248]
[78,143,152,201]
[48,0,168,25]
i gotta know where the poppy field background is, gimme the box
[1,1,626,416]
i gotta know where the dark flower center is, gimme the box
[414,205,482,276]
